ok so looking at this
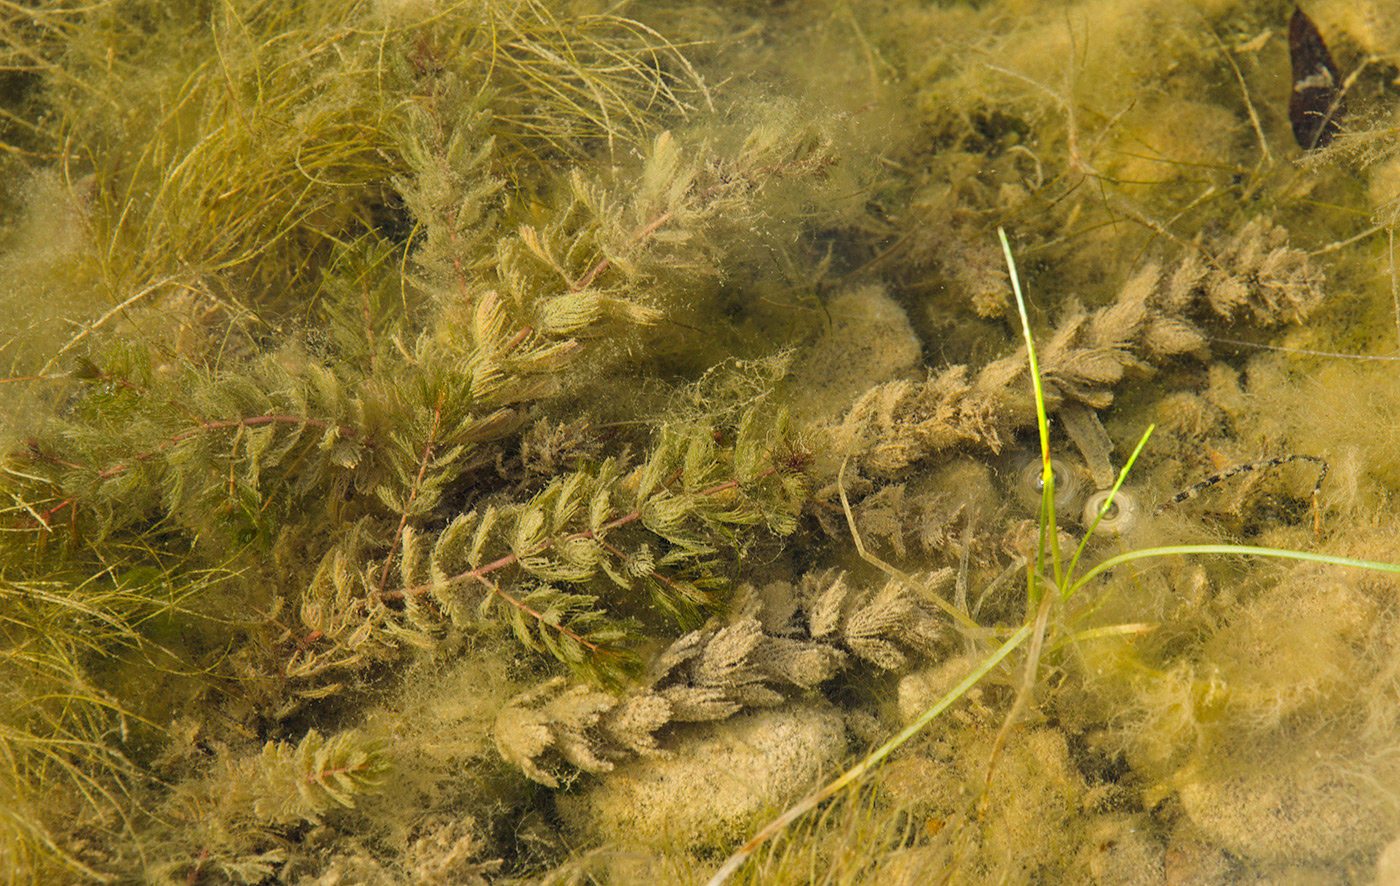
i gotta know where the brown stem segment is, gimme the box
[473,572,602,653]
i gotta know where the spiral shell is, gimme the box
[1082,489,1140,535]
[1016,456,1085,513]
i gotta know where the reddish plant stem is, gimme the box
[567,149,831,296]
[659,467,684,493]
[377,467,774,604]
[594,535,702,602]
[502,325,533,355]
[307,761,375,783]
[472,572,602,653]
[6,497,75,535]
[86,369,147,395]
[28,449,87,472]
[184,848,210,886]
[36,499,73,525]
[569,207,675,294]
[173,415,352,441]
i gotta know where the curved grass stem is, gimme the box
[1000,227,1062,593]
[1069,543,1400,595]
[703,620,1033,886]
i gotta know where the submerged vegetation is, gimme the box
[4,0,1400,883]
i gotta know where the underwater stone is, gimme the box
[1377,835,1400,885]
[1070,814,1164,885]
[556,701,848,849]
[789,282,920,424]
[1177,760,1393,866]
[896,655,984,724]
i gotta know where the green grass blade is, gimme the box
[999,227,1061,592]
[1069,544,1400,596]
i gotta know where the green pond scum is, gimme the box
[3,0,1400,883]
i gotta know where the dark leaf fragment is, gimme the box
[1288,6,1345,150]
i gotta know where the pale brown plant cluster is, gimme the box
[494,568,950,785]
[826,221,1325,478]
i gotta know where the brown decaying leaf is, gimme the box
[1288,7,1345,150]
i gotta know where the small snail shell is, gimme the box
[1082,489,1140,535]
[1016,456,1085,513]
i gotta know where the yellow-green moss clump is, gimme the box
[4,0,1400,883]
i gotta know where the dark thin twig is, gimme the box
[1157,453,1329,535]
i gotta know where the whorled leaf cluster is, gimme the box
[494,568,951,785]
[291,411,809,689]
[826,219,1327,478]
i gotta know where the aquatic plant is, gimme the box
[702,229,1400,885]
[0,0,859,876]
[493,566,950,787]
[6,0,1400,882]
